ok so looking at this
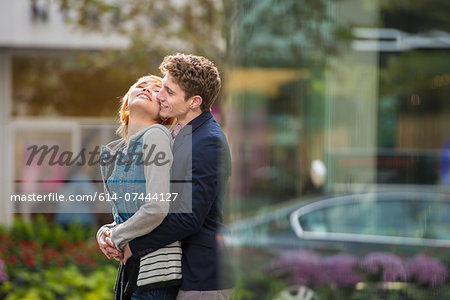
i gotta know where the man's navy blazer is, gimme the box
[129,111,232,291]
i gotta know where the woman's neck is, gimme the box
[127,115,158,139]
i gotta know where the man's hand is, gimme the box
[120,243,132,266]
[98,229,123,261]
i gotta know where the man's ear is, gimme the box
[190,95,202,110]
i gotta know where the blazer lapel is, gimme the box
[172,132,186,154]
[172,111,213,153]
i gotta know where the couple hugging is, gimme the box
[97,53,232,300]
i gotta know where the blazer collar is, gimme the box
[173,111,213,152]
[179,111,213,137]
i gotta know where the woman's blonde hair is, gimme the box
[117,75,176,138]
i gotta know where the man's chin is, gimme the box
[160,112,172,119]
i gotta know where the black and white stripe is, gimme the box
[137,241,182,286]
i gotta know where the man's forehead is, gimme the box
[163,74,179,87]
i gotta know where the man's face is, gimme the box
[157,73,191,124]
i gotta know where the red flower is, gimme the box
[7,255,17,266]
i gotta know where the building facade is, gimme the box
[0,0,129,224]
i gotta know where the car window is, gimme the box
[419,200,450,239]
[298,196,450,240]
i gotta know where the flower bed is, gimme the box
[269,250,450,299]
[0,216,117,299]
[229,246,450,299]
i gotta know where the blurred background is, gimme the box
[0,0,449,299]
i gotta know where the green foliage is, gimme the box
[230,272,450,300]
[0,265,116,300]
[230,273,287,300]
[231,0,347,68]
[0,216,117,299]
[56,0,229,61]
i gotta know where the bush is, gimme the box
[230,247,450,299]
[0,216,117,299]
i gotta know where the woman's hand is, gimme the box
[98,229,123,261]
[120,243,132,265]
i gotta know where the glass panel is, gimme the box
[420,201,450,239]
[299,194,450,240]
[300,209,328,233]
[300,200,423,238]
[228,0,450,227]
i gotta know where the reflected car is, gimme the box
[223,189,450,299]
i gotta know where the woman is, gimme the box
[97,75,181,300]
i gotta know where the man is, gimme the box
[99,53,233,299]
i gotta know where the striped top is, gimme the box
[97,223,182,289]
[137,241,182,287]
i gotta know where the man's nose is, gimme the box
[156,91,163,103]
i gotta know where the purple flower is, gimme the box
[271,250,324,286]
[405,254,448,287]
[360,253,406,282]
[0,259,7,283]
[322,254,362,287]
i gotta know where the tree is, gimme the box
[57,0,230,63]
[14,0,231,117]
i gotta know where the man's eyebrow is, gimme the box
[165,85,175,94]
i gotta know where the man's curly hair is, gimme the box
[159,53,221,112]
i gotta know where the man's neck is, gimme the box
[177,110,203,127]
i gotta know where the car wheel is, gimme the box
[275,285,319,300]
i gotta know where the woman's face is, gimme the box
[128,78,162,121]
